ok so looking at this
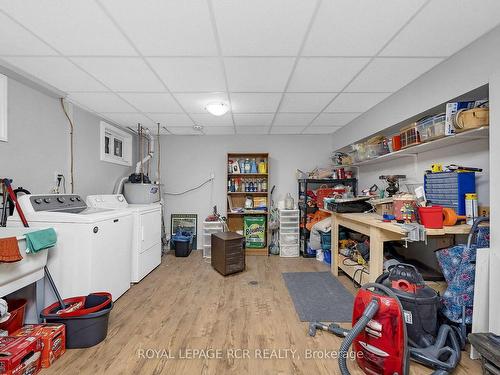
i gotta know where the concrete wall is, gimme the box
[159,134,331,237]
[0,77,135,197]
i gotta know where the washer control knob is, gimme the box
[34,198,42,204]
[43,198,52,203]
[57,197,66,203]
[70,197,76,202]
[117,195,124,202]
[75,197,81,201]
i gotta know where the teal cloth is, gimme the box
[24,228,57,254]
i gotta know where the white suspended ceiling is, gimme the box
[0,0,499,135]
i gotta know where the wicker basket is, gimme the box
[454,107,489,132]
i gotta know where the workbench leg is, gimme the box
[369,227,384,283]
[331,215,339,277]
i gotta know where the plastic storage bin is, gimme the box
[0,299,27,334]
[417,114,446,142]
[418,206,444,229]
[400,123,420,149]
[203,221,224,258]
[319,230,331,251]
[172,231,193,257]
[279,209,299,257]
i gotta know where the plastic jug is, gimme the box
[285,193,294,210]
[258,159,267,174]
[250,159,258,173]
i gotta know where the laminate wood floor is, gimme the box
[45,251,480,375]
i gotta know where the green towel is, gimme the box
[25,228,57,254]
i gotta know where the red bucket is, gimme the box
[0,299,27,334]
[418,206,444,229]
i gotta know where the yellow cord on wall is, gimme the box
[60,98,75,193]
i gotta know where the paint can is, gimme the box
[465,193,478,225]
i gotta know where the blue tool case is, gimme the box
[424,171,476,215]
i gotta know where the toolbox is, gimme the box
[12,324,66,368]
[0,336,42,375]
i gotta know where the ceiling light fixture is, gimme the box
[205,102,229,116]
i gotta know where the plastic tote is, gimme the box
[418,206,444,229]
[0,299,27,334]
[40,293,113,349]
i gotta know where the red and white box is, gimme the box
[12,324,66,369]
[0,336,42,375]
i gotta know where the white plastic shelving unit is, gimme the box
[203,221,224,258]
[279,209,300,257]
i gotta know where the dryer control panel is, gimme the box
[29,194,87,213]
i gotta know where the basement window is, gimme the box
[100,121,132,166]
[0,74,7,142]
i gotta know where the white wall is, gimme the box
[0,77,135,197]
[489,70,500,334]
[159,134,331,237]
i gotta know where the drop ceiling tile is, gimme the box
[288,58,369,92]
[303,0,425,56]
[212,0,317,56]
[0,13,56,56]
[68,92,135,113]
[303,126,342,134]
[145,113,194,127]
[147,57,226,92]
[346,58,443,92]
[190,113,233,126]
[280,93,334,112]
[233,114,274,127]
[325,93,391,113]
[167,126,202,135]
[100,112,154,128]
[203,126,235,135]
[230,93,282,113]
[224,58,294,92]
[118,93,182,113]
[270,126,306,134]
[381,0,500,56]
[236,126,270,134]
[0,1,136,55]
[173,92,228,113]
[311,113,361,126]
[2,57,107,92]
[273,113,316,127]
[71,57,164,92]
[99,0,217,56]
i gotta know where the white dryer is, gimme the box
[9,194,133,303]
[86,194,162,283]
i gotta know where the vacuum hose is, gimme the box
[338,298,379,375]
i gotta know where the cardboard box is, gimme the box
[0,336,42,375]
[12,324,66,369]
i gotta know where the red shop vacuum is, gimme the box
[309,264,461,375]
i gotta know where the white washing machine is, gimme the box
[86,194,162,283]
[9,194,133,303]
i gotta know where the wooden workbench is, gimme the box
[321,210,471,287]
